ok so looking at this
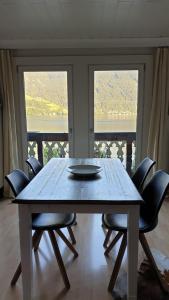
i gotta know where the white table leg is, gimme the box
[127,205,140,300]
[19,205,32,300]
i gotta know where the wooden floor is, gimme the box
[0,199,169,300]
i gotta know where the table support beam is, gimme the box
[127,205,140,300]
[19,205,32,300]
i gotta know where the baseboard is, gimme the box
[0,186,4,199]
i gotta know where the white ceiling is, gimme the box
[0,0,169,48]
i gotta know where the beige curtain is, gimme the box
[0,50,24,196]
[147,47,169,171]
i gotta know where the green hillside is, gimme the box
[25,70,138,118]
[94,71,137,116]
[26,95,67,117]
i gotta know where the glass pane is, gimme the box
[94,70,138,132]
[24,71,68,133]
[94,70,138,172]
[24,71,69,163]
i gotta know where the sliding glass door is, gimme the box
[16,55,151,167]
[21,67,73,165]
[89,65,144,174]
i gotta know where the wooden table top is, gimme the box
[14,158,143,205]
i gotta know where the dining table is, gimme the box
[14,157,143,300]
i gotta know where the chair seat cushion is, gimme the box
[32,213,76,230]
[102,213,157,233]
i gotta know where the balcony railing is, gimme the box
[27,132,136,175]
[94,132,136,175]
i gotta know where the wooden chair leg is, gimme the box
[34,230,43,252]
[56,229,78,257]
[67,227,76,244]
[139,233,169,293]
[105,232,123,256]
[48,230,70,289]
[108,233,127,292]
[103,229,112,248]
[11,230,40,285]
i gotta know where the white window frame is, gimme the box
[17,65,74,161]
[15,54,153,163]
[89,64,144,163]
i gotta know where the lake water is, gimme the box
[27,116,136,133]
